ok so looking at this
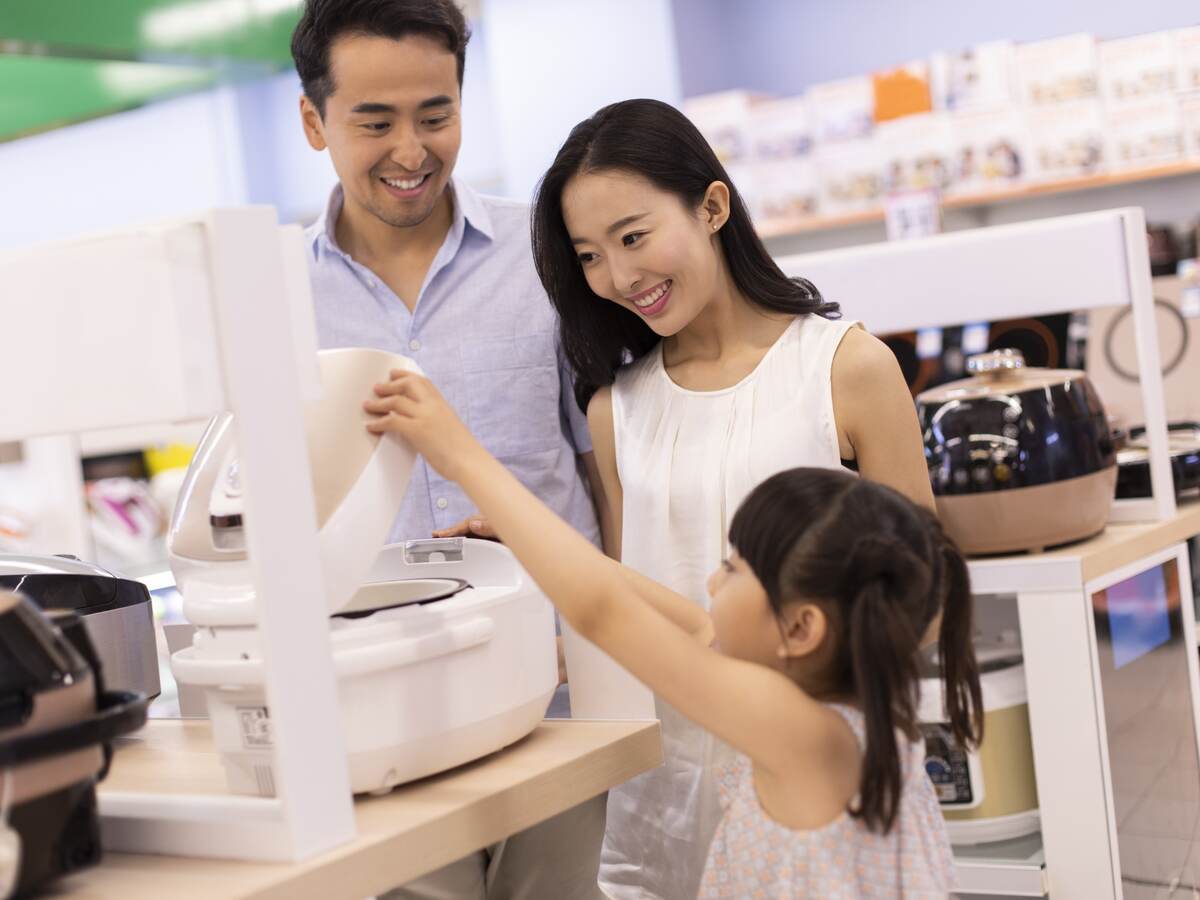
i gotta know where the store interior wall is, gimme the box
[0,0,678,245]
[0,89,247,251]
[480,0,683,201]
[672,0,1200,97]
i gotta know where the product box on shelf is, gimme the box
[876,112,956,195]
[814,137,883,215]
[1182,93,1200,159]
[682,90,763,212]
[1098,31,1178,106]
[751,157,819,223]
[747,96,817,223]
[930,40,1018,113]
[1016,33,1100,106]
[1024,98,1106,181]
[682,90,763,166]
[807,76,874,143]
[1104,96,1184,169]
[946,108,1028,196]
[1176,26,1200,94]
[872,60,933,123]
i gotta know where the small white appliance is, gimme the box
[167,348,558,796]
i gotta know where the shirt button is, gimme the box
[436,497,449,510]
[367,279,378,289]
[409,339,422,351]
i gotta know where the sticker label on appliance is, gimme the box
[237,706,273,749]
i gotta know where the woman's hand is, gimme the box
[364,371,486,481]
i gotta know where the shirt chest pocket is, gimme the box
[461,334,562,459]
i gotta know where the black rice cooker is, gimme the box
[916,349,1118,555]
[0,592,148,897]
[0,555,160,700]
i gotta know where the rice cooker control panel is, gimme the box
[920,723,977,807]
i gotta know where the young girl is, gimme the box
[364,372,983,899]
[527,98,935,900]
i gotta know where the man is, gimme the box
[290,2,611,897]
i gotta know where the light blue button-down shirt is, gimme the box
[305,180,599,546]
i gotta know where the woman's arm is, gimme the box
[365,373,833,774]
[831,328,935,510]
[585,387,622,559]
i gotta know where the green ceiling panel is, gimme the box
[0,0,303,65]
[0,55,218,139]
[0,0,303,141]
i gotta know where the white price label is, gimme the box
[237,706,273,749]
[884,189,943,241]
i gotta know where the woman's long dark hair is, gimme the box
[729,469,983,835]
[532,99,840,412]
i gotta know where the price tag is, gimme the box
[884,189,942,242]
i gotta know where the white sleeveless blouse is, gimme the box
[599,313,861,900]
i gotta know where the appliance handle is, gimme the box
[0,690,149,768]
[171,617,495,687]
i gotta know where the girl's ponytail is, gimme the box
[936,536,984,749]
[845,537,923,833]
[729,470,985,836]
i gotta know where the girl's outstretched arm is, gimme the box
[365,372,846,780]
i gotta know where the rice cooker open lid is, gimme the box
[169,349,425,623]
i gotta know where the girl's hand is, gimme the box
[363,371,485,481]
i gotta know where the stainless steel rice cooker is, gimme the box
[916,348,1117,555]
[918,641,1039,845]
[0,555,160,700]
[0,592,148,897]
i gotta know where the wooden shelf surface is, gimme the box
[758,160,1200,239]
[968,498,1200,594]
[47,718,661,900]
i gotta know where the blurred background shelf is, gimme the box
[758,160,1200,239]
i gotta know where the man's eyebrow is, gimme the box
[348,96,454,115]
[418,95,454,110]
[350,101,395,114]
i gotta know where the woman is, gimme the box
[530,99,933,900]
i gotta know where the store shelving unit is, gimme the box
[0,208,661,872]
[953,833,1047,896]
[758,159,1200,239]
[780,209,1200,899]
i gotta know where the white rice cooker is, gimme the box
[166,348,558,797]
[918,638,1040,845]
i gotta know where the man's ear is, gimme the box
[300,95,327,151]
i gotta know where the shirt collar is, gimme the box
[311,177,494,259]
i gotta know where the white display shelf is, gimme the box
[78,422,206,458]
[967,501,1200,596]
[953,833,1047,897]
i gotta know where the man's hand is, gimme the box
[433,515,500,541]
